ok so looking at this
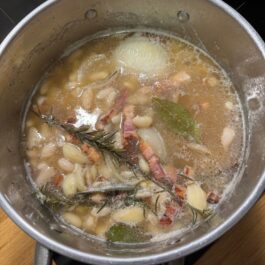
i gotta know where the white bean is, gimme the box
[63,143,87,164]
[89,71,109,81]
[63,212,82,228]
[41,143,57,158]
[138,155,150,173]
[37,96,46,107]
[90,207,111,217]
[37,162,48,171]
[221,127,235,150]
[58,158,74,172]
[133,115,153,128]
[36,166,56,186]
[71,164,87,192]
[90,193,106,204]
[27,127,43,149]
[40,123,53,140]
[62,174,77,196]
[97,163,112,179]
[111,113,121,125]
[171,71,191,84]
[90,165,98,180]
[85,168,93,186]
[187,143,211,154]
[83,215,96,231]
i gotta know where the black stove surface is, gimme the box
[0,1,264,265]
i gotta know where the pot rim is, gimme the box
[0,0,264,264]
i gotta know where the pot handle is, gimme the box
[34,243,53,265]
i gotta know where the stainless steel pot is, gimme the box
[0,0,264,264]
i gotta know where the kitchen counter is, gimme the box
[0,194,264,265]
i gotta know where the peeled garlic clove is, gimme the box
[187,183,207,211]
[221,127,235,150]
[63,143,87,164]
[112,206,144,225]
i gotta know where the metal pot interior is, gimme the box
[0,0,264,264]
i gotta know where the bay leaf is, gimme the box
[152,97,200,142]
[106,223,151,243]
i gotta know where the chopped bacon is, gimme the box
[140,140,186,225]
[100,90,128,124]
[121,105,139,164]
[81,144,102,164]
[66,134,81,145]
[159,202,178,225]
[175,185,186,201]
[207,192,220,204]
[66,116,77,124]
[139,140,166,181]
[53,175,64,187]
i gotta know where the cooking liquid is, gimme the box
[24,31,245,243]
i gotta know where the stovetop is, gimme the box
[0,1,264,265]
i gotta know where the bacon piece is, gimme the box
[66,134,81,145]
[207,192,220,204]
[175,185,186,201]
[140,140,186,225]
[100,90,128,124]
[159,202,178,225]
[81,144,102,164]
[122,105,139,164]
[139,140,166,181]
[66,116,77,124]
[53,175,64,187]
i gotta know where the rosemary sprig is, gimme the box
[37,182,157,217]
[33,110,184,206]
[33,108,128,164]
[36,183,95,210]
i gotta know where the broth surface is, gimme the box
[25,31,244,243]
